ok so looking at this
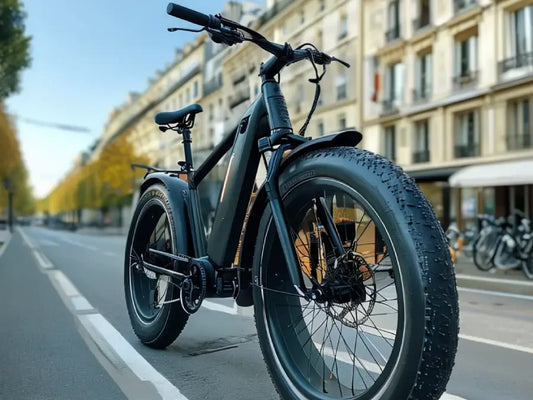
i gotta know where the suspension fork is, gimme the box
[263,144,307,296]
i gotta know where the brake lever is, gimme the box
[331,56,351,68]
[167,27,205,33]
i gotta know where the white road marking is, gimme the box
[202,300,238,315]
[71,295,94,312]
[459,334,533,355]
[59,236,97,251]
[17,227,35,249]
[103,251,119,257]
[33,250,54,269]
[458,287,533,301]
[49,270,80,297]
[79,313,188,400]
[18,227,188,400]
[38,239,58,247]
[456,273,533,287]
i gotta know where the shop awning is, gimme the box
[449,159,533,187]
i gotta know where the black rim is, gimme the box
[129,198,174,323]
[260,178,404,399]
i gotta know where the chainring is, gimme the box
[180,263,207,314]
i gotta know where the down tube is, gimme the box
[207,96,269,268]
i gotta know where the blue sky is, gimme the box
[6,0,240,198]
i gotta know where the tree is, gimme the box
[0,104,34,215]
[0,0,31,100]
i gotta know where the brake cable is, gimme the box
[295,43,327,136]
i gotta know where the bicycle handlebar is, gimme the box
[167,3,221,29]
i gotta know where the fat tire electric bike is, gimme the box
[124,4,459,399]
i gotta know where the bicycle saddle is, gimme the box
[154,104,203,125]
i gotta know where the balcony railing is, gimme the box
[498,52,533,74]
[453,70,479,90]
[203,75,223,97]
[454,144,480,158]
[382,99,400,115]
[412,16,431,32]
[412,86,432,103]
[506,134,532,150]
[454,0,478,15]
[385,25,401,43]
[412,150,430,163]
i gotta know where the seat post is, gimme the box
[179,127,194,172]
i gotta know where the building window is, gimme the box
[454,0,478,15]
[413,0,431,31]
[383,126,396,161]
[208,104,214,121]
[317,120,325,136]
[413,120,430,163]
[507,98,532,150]
[319,0,325,12]
[386,1,401,42]
[300,10,305,24]
[193,81,199,98]
[500,5,533,74]
[336,74,347,101]
[339,15,348,39]
[185,88,191,104]
[414,52,432,102]
[455,110,480,158]
[453,34,478,89]
[316,29,323,51]
[338,114,347,130]
[384,62,404,113]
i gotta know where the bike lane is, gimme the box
[0,231,126,400]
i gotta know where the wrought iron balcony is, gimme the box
[412,150,430,163]
[412,16,431,32]
[453,70,479,90]
[506,134,532,150]
[454,144,480,158]
[385,25,401,43]
[454,0,478,15]
[498,52,533,74]
[412,87,432,103]
[382,99,400,115]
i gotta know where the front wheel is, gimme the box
[252,148,459,400]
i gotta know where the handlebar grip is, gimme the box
[167,3,221,29]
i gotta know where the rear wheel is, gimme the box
[253,148,458,400]
[124,184,189,348]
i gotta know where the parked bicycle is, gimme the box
[124,4,459,399]
[472,210,533,279]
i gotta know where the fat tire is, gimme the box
[252,148,459,400]
[124,184,189,349]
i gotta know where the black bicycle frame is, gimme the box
[182,73,305,293]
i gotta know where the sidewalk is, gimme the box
[455,254,533,296]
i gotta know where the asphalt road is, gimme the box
[1,226,533,400]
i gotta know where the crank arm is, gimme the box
[141,256,189,280]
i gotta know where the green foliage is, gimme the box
[42,132,149,214]
[0,0,32,100]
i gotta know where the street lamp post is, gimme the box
[2,178,14,233]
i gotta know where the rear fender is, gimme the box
[235,130,362,306]
[138,173,193,256]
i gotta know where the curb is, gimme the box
[0,230,12,259]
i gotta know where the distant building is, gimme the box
[362,0,533,228]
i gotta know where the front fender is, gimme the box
[235,130,363,306]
